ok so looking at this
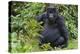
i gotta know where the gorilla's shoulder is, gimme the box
[42,12,47,18]
[58,15,64,20]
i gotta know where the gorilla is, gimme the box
[36,8,69,48]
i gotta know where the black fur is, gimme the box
[36,8,68,48]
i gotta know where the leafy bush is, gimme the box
[56,5,78,39]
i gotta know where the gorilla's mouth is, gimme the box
[48,18,55,22]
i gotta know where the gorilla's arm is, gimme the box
[36,13,47,26]
[36,13,46,22]
[56,16,69,47]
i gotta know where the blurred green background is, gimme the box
[9,1,78,53]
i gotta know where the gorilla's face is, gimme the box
[47,8,58,22]
[48,13,56,21]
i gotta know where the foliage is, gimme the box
[56,5,78,39]
[9,1,78,53]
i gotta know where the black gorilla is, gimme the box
[36,8,68,48]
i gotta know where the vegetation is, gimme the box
[9,1,78,53]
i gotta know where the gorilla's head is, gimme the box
[47,8,58,22]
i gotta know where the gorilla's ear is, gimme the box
[52,8,59,13]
